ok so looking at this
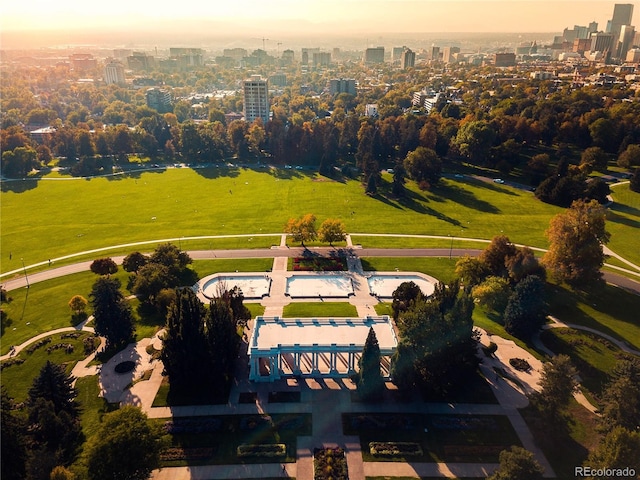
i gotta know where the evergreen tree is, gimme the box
[357,327,384,401]
[599,358,640,433]
[1,387,27,480]
[90,277,135,349]
[365,172,378,195]
[586,427,640,479]
[391,281,423,321]
[503,275,546,339]
[160,288,208,393]
[28,361,78,418]
[533,354,578,419]
[86,406,163,480]
[205,298,241,387]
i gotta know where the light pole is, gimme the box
[21,258,30,289]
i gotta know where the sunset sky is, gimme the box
[0,1,635,38]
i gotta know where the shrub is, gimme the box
[369,441,423,457]
[482,341,498,356]
[237,443,286,458]
[509,358,531,372]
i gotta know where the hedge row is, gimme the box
[369,441,423,457]
[236,443,286,458]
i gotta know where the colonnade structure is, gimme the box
[248,316,398,382]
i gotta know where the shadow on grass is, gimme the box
[609,200,640,218]
[1,178,39,193]
[190,165,242,180]
[433,182,502,213]
[606,210,640,229]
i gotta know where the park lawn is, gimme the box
[0,331,97,403]
[246,303,266,317]
[353,235,489,251]
[546,282,640,350]
[2,169,566,274]
[608,183,640,267]
[282,302,358,318]
[539,328,633,399]
[1,271,98,355]
[153,413,311,466]
[344,413,520,463]
[192,258,274,277]
[359,257,458,284]
[472,309,546,360]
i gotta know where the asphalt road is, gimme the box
[3,247,639,295]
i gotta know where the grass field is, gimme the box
[282,302,359,318]
[608,183,640,266]
[2,168,568,274]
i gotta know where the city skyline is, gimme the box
[0,1,636,48]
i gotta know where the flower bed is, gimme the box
[26,338,51,354]
[292,256,347,272]
[0,358,25,370]
[509,357,531,372]
[163,417,223,434]
[237,443,286,458]
[160,447,216,461]
[46,343,74,354]
[314,447,348,480]
[369,441,423,457]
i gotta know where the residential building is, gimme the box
[365,104,378,117]
[401,49,416,69]
[494,52,516,67]
[170,47,204,69]
[269,73,287,87]
[442,46,460,63]
[627,48,640,62]
[281,49,294,64]
[392,46,406,64]
[70,54,97,71]
[146,88,172,113]
[127,52,155,71]
[104,61,125,85]
[312,52,331,66]
[431,46,441,61]
[243,75,270,123]
[329,78,357,96]
[364,47,385,64]
[590,32,615,59]
[301,48,320,65]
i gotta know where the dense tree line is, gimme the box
[3,62,640,200]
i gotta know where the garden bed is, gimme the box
[237,443,286,458]
[314,447,348,480]
[369,441,423,457]
[292,256,347,271]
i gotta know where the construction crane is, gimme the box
[261,37,269,50]
[277,42,282,55]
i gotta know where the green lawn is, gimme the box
[360,257,459,284]
[282,302,359,318]
[0,331,97,402]
[2,169,567,274]
[192,258,275,276]
[608,183,640,266]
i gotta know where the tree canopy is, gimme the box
[357,327,385,402]
[488,446,544,480]
[284,213,317,246]
[90,277,135,349]
[543,199,610,288]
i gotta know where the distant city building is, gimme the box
[169,47,204,68]
[127,52,155,71]
[281,49,294,64]
[530,71,555,80]
[269,73,287,87]
[431,46,441,61]
[618,24,636,59]
[146,88,172,113]
[401,48,416,69]
[423,93,441,113]
[364,47,385,64]
[243,75,270,123]
[590,32,615,59]
[516,42,538,55]
[329,78,356,96]
[301,47,320,65]
[70,54,97,71]
[312,52,331,66]
[365,104,378,117]
[223,48,248,59]
[564,23,598,41]
[442,46,460,63]
[627,47,640,62]
[113,49,132,60]
[493,52,516,67]
[392,46,406,64]
[607,3,634,34]
[104,61,125,85]
[573,38,592,55]
[225,112,243,124]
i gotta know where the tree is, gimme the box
[403,146,442,186]
[534,354,578,417]
[205,297,241,387]
[85,406,163,480]
[122,252,148,273]
[391,161,406,197]
[318,218,347,246]
[454,120,496,164]
[480,235,517,278]
[504,247,546,284]
[488,446,544,480]
[580,146,609,173]
[50,466,75,480]
[89,258,118,276]
[585,427,640,479]
[599,358,640,433]
[90,277,135,349]
[391,281,423,321]
[1,387,27,480]
[617,144,640,169]
[220,286,252,326]
[543,199,610,288]
[631,168,640,193]
[284,213,317,246]
[131,263,176,306]
[472,276,512,312]
[365,172,378,195]
[357,327,385,402]
[455,256,490,286]
[28,361,78,418]
[149,243,192,278]
[503,275,546,339]
[68,295,88,315]
[161,288,209,393]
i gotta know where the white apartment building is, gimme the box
[243,75,270,123]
